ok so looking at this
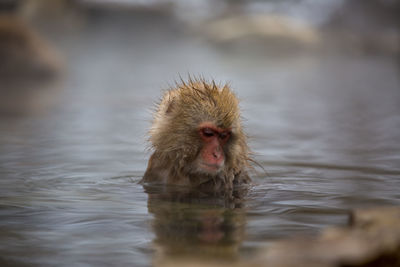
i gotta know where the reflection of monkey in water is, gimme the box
[141,78,253,197]
[144,184,247,264]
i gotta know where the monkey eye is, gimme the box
[202,128,215,138]
[219,131,231,140]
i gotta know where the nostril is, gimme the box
[213,150,222,159]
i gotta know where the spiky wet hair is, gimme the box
[150,78,240,146]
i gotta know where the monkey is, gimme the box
[141,78,252,194]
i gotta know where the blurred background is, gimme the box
[0,0,399,266]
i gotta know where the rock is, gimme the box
[0,15,62,83]
[0,15,63,115]
[252,206,400,267]
[199,14,320,56]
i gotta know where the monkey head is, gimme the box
[144,78,251,188]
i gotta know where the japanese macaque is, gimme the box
[141,78,251,193]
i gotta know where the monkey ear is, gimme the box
[159,90,178,117]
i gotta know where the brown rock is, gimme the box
[0,15,63,115]
[252,206,400,267]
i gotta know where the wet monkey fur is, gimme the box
[141,78,252,193]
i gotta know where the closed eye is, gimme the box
[202,128,215,137]
[219,131,231,140]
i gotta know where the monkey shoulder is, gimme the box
[141,153,168,184]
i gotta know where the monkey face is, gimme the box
[195,122,232,175]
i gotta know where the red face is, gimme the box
[198,122,231,173]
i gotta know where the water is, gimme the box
[1,8,399,266]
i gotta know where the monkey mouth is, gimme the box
[199,162,223,173]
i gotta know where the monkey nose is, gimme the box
[213,148,222,159]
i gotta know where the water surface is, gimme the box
[0,9,399,266]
